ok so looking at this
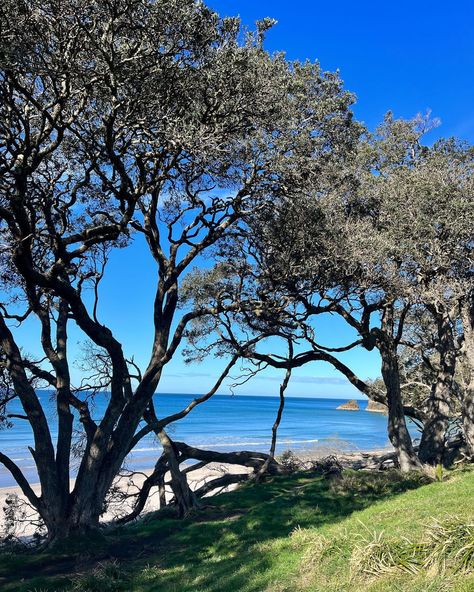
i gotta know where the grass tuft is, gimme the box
[351,515,474,580]
[350,529,422,577]
[69,560,130,592]
[422,516,474,575]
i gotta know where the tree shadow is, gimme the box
[123,469,430,592]
[1,469,430,592]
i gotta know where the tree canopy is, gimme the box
[0,0,361,542]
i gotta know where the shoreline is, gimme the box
[0,441,395,491]
[0,461,253,539]
[0,440,395,490]
[0,445,395,540]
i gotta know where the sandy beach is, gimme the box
[0,461,253,540]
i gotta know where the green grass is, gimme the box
[1,467,473,592]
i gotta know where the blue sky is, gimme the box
[207,0,474,143]
[12,1,473,399]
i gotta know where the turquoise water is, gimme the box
[0,392,418,487]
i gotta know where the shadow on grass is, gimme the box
[1,469,430,592]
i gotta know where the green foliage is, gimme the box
[436,463,444,482]
[0,0,363,540]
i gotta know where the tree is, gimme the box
[194,114,473,471]
[460,287,474,457]
[356,123,473,464]
[367,122,471,466]
[0,0,358,542]
[298,116,473,468]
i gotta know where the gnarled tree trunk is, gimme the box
[419,310,457,465]
[461,295,474,458]
[377,306,421,472]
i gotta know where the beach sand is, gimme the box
[0,462,252,540]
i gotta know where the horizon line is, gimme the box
[35,389,368,401]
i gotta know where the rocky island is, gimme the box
[336,399,360,411]
[366,400,388,413]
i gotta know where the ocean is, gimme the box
[0,392,418,488]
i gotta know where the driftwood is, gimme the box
[173,442,286,475]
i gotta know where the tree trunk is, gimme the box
[157,429,198,517]
[255,366,290,482]
[419,311,456,465]
[380,344,421,471]
[41,497,101,545]
[377,307,421,472]
[463,386,474,459]
[418,400,450,465]
[460,296,474,458]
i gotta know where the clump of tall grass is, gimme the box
[69,560,130,592]
[350,530,422,576]
[351,515,474,579]
[422,517,474,574]
[330,469,431,499]
[290,525,350,571]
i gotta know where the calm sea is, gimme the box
[0,392,418,488]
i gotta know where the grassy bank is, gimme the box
[1,467,473,592]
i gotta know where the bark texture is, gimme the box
[461,296,474,458]
[418,310,457,465]
[376,306,421,472]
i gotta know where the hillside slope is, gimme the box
[1,467,473,591]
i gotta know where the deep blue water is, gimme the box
[0,393,418,488]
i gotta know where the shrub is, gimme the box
[277,450,305,473]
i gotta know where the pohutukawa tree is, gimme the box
[351,119,474,464]
[0,0,359,542]
[287,116,472,469]
[193,114,474,471]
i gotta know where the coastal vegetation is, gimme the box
[0,0,360,540]
[0,0,473,589]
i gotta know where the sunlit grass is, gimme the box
[2,467,473,592]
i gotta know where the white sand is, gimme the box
[0,462,251,539]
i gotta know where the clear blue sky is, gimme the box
[12,0,474,398]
